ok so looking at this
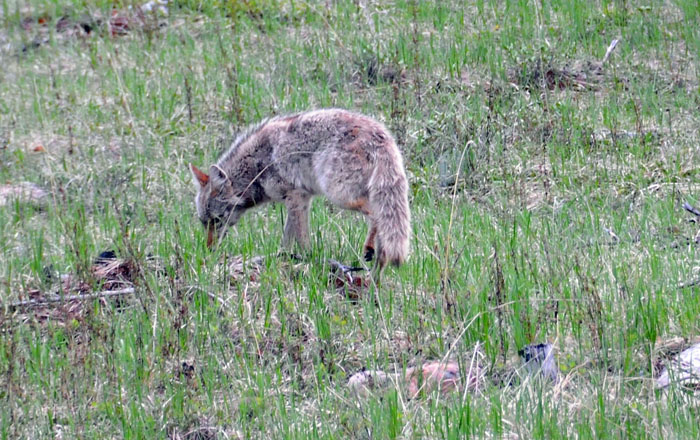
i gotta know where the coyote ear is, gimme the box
[190,163,209,187]
[209,165,229,185]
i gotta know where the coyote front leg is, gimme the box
[282,191,312,250]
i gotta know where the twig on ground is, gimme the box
[601,39,619,66]
[603,225,620,243]
[682,201,700,217]
[678,279,700,289]
[4,287,136,310]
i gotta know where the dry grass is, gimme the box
[1,0,700,438]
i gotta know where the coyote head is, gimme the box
[190,164,245,248]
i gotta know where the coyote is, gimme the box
[190,109,410,270]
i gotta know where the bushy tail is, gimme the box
[368,143,411,267]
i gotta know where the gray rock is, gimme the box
[519,343,559,383]
[656,342,700,389]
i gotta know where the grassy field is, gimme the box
[1,0,700,438]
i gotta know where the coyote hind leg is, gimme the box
[363,222,377,262]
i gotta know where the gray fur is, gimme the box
[192,108,411,270]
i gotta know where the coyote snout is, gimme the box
[190,109,411,272]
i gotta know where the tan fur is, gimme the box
[190,109,411,271]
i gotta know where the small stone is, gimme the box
[519,343,559,383]
[347,370,391,396]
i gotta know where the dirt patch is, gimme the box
[510,57,609,91]
[347,350,486,399]
[2,251,143,327]
[167,416,226,440]
[0,182,49,207]
[353,54,406,87]
[13,5,168,53]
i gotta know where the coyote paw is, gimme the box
[364,247,375,262]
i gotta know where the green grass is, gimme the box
[1,0,700,438]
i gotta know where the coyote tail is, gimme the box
[369,143,411,267]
